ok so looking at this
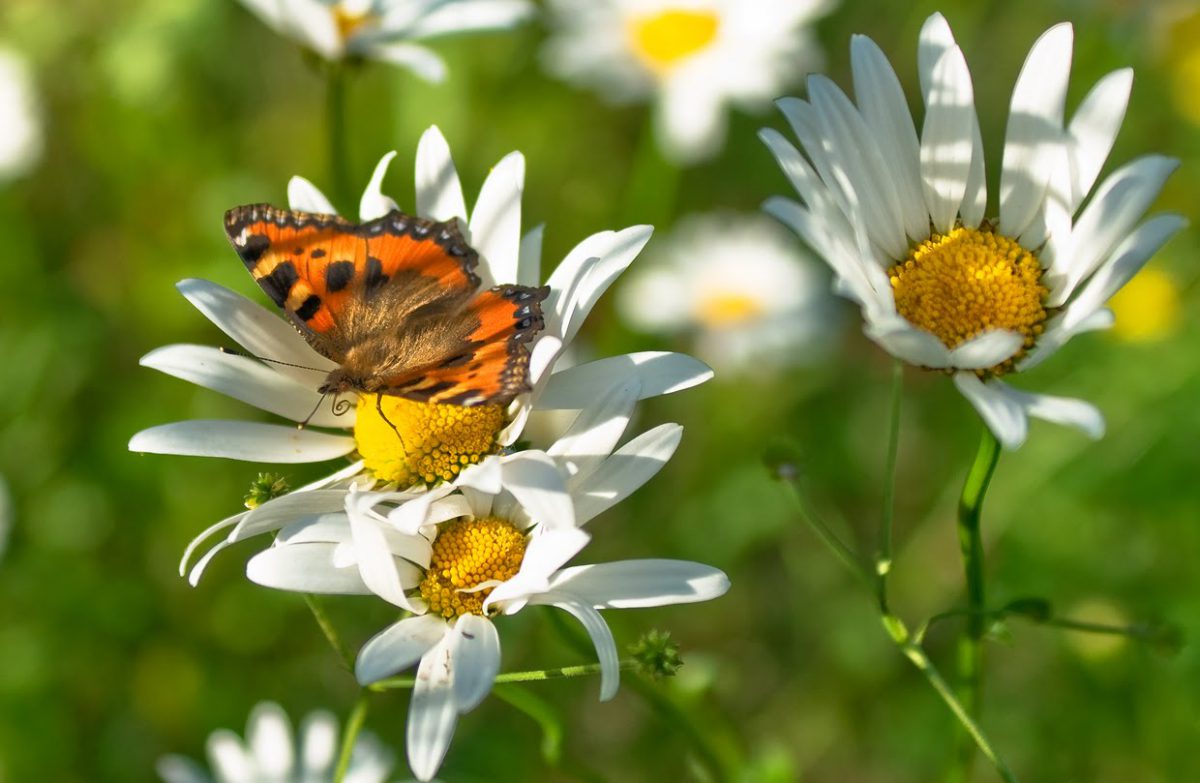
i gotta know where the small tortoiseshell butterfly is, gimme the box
[224,204,548,407]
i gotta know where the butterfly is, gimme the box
[224,204,549,407]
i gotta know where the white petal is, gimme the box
[539,597,619,701]
[415,126,467,224]
[235,489,354,542]
[1066,68,1133,211]
[359,42,446,82]
[455,456,504,496]
[544,232,615,336]
[450,614,500,712]
[407,638,458,782]
[299,711,338,774]
[496,451,575,530]
[1003,387,1106,439]
[947,330,1023,370]
[288,175,337,214]
[866,321,953,368]
[559,226,654,344]
[485,527,590,612]
[546,560,731,608]
[402,0,533,38]
[343,733,394,783]
[355,615,447,685]
[179,510,245,577]
[537,352,712,410]
[656,72,724,164]
[546,376,639,479]
[469,151,524,287]
[348,494,424,610]
[999,24,1073,239]
[247,702,294,777]
[281,0,341,59]
[920,45,976,233]
[206,729,254,783]
[359,151,399,221]
[387,488,471,537]
[953,373,1028,450]
[247,544,373,594]
[139,344,351,428]
[129,420,355,463]
[155,756,209,783]
[917,13,957,98]
[571,423,682,525]
[518,224,544,287]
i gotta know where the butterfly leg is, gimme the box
[374,393,409,452]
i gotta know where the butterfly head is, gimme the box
[318,367,379,396]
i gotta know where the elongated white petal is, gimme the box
[469,151,524,288]
[155,756,209,783]
[415,126,467,224]
[953,373,1028,450]
[407,637,458,782]
[234,489,352,542]
[387,488,471,537]
[518,224,544,287]
[247,702,295,777]
[495,451,575,531]
[1066,68,1133,211]
[1006,387,1105,439]
[288,175,337,214]
[540,596,619,701]
[299,711,338,774]
[348,495,424,611]
[538,352,712,410]
[403,0,533,38]
[179,510,245,577]
[129,420,355,463]
[546,560,731,608]
[544,233,611,335]
[560,226,653,344]
[920,45,976,233]
[866,321,953,368]
[572,423,682,525]
[207,729,254,782]
[947,330,1023,370]
[356,615,447,685]
[486,528,590,613]
[247,544,373,594]
[359,42,446,82]
[917,13,957,98]
[359,151,399,220]
[450,614,500,712]
[546,376,639,479]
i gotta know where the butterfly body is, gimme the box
[224,204,548,406]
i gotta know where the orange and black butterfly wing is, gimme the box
[223,204,479,362]
[377,284,550,406]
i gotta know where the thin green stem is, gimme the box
[782,476,873,589]
[877,360,904,614]
[370,660,636,691]
[952,427,1002,780]
[304,594,354,671]
[332,694,370,783]
[326,63,351,210]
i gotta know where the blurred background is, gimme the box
[1,0,1198,780]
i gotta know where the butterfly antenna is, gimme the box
[375,393,409,452]
[297,392,328,430]
[219,346,326,374]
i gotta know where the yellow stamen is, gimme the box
[1109,267,1181,343]
[628,9,720,72]
[888,225,1048,375]
[354,396,505,487]
[333,3,375,41]
[419,516,527,618]
[696,292,764,327]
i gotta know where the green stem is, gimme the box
[304,594,354,671]
[952,427,1002,779]
[326,63,351,210]
[370,660,636,691]
[782,476,873,589]
[332,694,369,783]
[877,360,904,614]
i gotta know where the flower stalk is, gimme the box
[326,62,351,210]
[333,694,370,783]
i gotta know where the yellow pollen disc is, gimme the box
[697,292,764,327]
[889,226,1048,375]
[419,517,527,619]
[1109,267,1181,343]
[354,396,505,487]
[333,4,375,40]
[628,9,720,71]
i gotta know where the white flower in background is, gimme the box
[128,125,712,581]
[156,701,395,783]
[542,0,831,163]
[619,212,837,372]
[0,46,42,181]
[762,13,1185,449]
[0,474,11,561]
[207,380,729,781]
[237,0,534,81]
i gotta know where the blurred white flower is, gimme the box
[763,13,1184,449]
[0,474,11,561]
[156,701,395,783]
[235,383,729,781]
[0,46,42,181]
[237,0,534,81]
[542,0,831,163]
[620,212,837,372]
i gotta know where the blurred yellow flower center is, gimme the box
[1109,267,1181,343]
[333,3,375,40]
[629,9,720,71]
[354,396,505,487]
[419,516,527,618]
[697,292,763,327]
[888,226,1047,374]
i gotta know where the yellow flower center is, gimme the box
[419,517,527,618]
[888,226,1048,375]
[354,396,505,487]
[1109,267,1181,343]
[333,3,376,41]
[697,292,764,327]
[628,9,720,71]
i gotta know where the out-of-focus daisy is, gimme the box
[237,0,534,81]
[128,125,712,581]
[762,13,1184,449]
[231,384,729,781]
[1108,266,1182,342]
[156,701,395,783]
[0,46,42,181]
[542,0,831,163]
[619,212,836,372]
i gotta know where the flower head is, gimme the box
[237,0,534,80]
[542,0,832,162]
[762,13,1185,448]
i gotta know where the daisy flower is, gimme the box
[0,46,42,181]
[235,0,533,81]
[156,700,395,783]
[128,125,712,581]
[619,211,836,372]
[237,382,730,781]
[762,13,1185,449]
[542,0,832,163]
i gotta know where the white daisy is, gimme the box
[542,0,831,163]
[619,211,837,372]
[128,125,713,581]
[236,0,534,81]
[762,13,1185,449]
[156,700,396,783]
[0,46,42,181]
[239,384,730,781]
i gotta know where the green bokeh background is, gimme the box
[1,0,1198,781]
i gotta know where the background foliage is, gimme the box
[1,0,1198,780]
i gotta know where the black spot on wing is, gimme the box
[325,260,355,292]
[295,295,322,321]
[237,234,271,268]
[311,248,327,259]
[260,262,299,307]
[365,256,387,291]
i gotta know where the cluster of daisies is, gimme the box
[135,1,1181,780]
